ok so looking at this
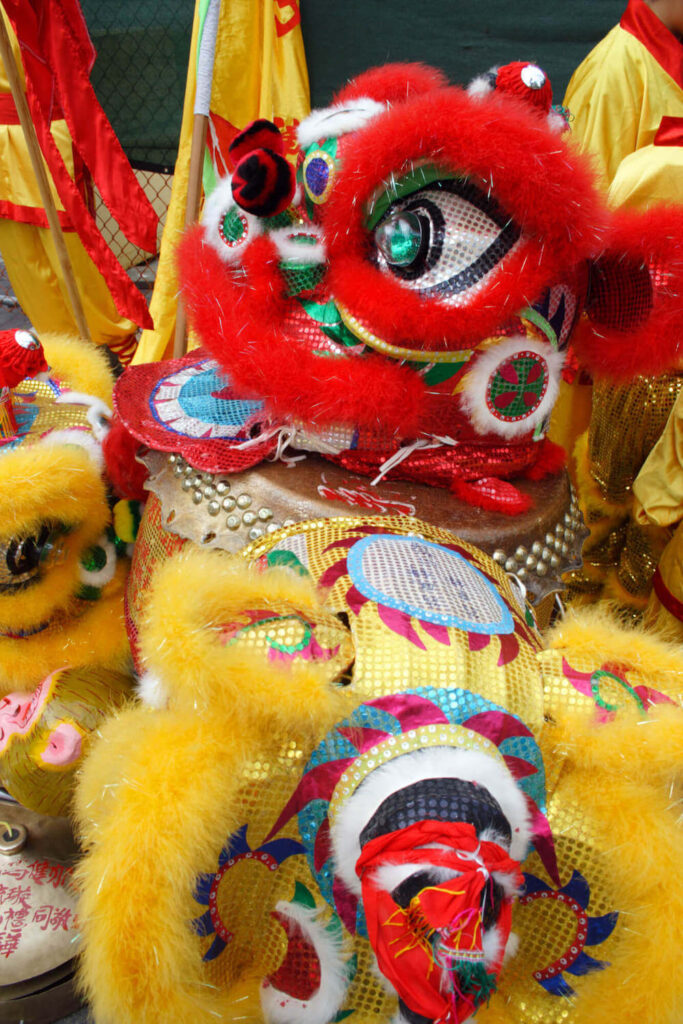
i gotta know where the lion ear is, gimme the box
[575,206,683,380]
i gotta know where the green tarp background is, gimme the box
[80,0,626,170]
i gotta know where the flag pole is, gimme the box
[173,0,221,358]
[0,13,92,342]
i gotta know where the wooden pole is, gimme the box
[0,15,92,342]
[172,112,207,359]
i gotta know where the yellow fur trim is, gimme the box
[75,709,263,1024]
[0,447,109,633]
[75,551,353,1024]
[546,606,683,700]
[550,703,683,792]
[140,549,351,729]
[0,560,130,692]
[0,444,108,542]
[39,333,114,405]
[539,755,683,1024]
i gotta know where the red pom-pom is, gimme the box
[494,62,553,116]
[231,148,296,217]
[103,416,149,501]
[0,329,48,389]
[228,119,284,166]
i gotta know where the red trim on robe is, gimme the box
[621,0,683,91]
[652,566,683,622]
[654,115,683,145]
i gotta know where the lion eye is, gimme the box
[1,525,54,590]
[373,177,521,304]
[375,211,425,268]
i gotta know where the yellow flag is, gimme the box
[136,0,310,364]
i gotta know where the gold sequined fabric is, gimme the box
[589,374,683,504]
[189,518,546,1009]
[9,375,94,445]
[125,493,186,665]
[568,373,682,611]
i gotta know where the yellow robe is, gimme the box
[550,0,683,460]
[551,0,683,613]
[564,0,683,197]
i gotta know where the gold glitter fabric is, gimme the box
[568,373,683,612]
[148,517,676,1023]
[125,492,186,666]
[589,375,683,505]
[8,374,94,447]
[78,507,683,1024]
[188,518,546,1010]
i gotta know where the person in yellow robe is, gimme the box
[565,0,683,194]
[552,0,683,616]
[0,8,139,357]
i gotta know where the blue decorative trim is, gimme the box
[346,534,514,634]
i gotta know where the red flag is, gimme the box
[3,0,158,328]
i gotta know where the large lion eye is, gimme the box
[372,177,521,303]
[1,524,56,591]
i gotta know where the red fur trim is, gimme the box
[333,63,449,105]
[323,86,606,352]
[579,205,683,379]
[178,226,426,437]
[523,438,566,480]
[450,476,532,516]
[102,416,148,501]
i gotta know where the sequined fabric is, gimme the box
[179,518,652,1023]
[330,437,541,489]
[125,493,186,667]
[589,375,683,504]
[568,373,683,611]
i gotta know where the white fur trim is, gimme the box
[270,225,327,265]
[547,108,569,134]
[503,931,520,963]
[297,98,386,149]
[136,671,169,710]
[467,66,499,99]
[38,430,104,472]
[460,336,565,439]
[467,74,496,99]
[481,922,504,968]
[260,901,351,1024]
[201,177,262,264]
[331,747,531,898]
[54,391,112,442]
[371,861,453,894]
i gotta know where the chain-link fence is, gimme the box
[0,0,193,318]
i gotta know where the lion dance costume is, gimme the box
[75,64,683,1024]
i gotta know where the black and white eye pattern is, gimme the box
[373,178,521,305]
